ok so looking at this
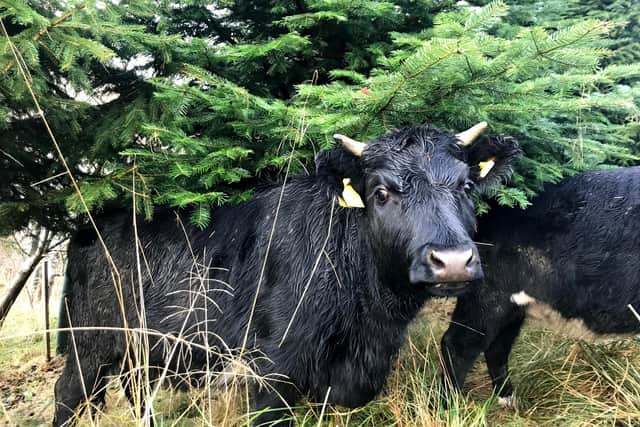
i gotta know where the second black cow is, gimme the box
[54,122,519,426]
[441,166,640,407]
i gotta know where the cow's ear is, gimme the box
[464,135,521,195]
[315,147,365,198]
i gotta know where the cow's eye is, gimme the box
[375,187,390,204]
[462,179,474,192]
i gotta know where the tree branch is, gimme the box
[0,229,53,326]
[48,236,69,251]
[33,3,87,42]
[12,234,28,256]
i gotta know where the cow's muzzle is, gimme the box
[409,244,483,296]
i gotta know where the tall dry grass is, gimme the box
[2,298,640,426]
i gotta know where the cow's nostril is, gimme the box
[429,250,446,269]
[465,250,475,267]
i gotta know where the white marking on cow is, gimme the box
[510,291,535,306]
[497,395,515,408]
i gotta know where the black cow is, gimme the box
[53,123,519,426]
[441,166,640,407]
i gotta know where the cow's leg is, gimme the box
[251,381,299,426]
[484,314,525,405]
[440,292,488,396]
[440,291,522,398]
[53,348,111,427]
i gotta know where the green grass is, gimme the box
[0,300,61,426]
[2,300,640,426]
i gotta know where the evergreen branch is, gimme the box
[463,53,475,77]
[529,31,580,67]
[529,22,607,59]
[111,181,151,199]
[33,2,87,41]
[364,45,458,130]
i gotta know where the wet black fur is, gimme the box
[53,124,519,426]
[441,166,640,401]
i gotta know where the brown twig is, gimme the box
[33,2,87,41]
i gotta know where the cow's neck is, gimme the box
[331,206,430,325]
[275,176,429,324]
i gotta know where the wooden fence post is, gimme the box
[42,259,51,362]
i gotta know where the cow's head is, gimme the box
[316,123,520,297]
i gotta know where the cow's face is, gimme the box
[318,124,520,296]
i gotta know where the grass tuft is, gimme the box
[3,299,640,426]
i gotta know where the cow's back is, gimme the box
[477,166,640,335]
[65,200,271,374]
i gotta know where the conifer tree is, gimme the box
[1,0,639,236]
[0,0,176,233]
[134,1,640,214]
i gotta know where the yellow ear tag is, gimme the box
[478,158,496,179]
[338,178,365,208]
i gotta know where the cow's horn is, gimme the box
[334,134,366,157]
[456,121,488,146]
